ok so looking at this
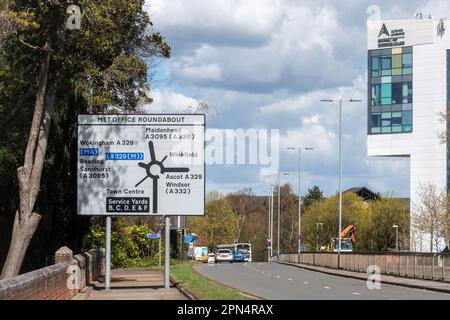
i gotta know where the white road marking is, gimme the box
[267,273,271,276]
[276,276,280,279]
[288,278,293,281]
[261,271,265,274]
[352,292,361,296]
[324,286,331,290]
[304,282,309,285]
[256,269,260,272]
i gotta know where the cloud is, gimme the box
[142,0,447,197]
[148,0,284,49]
[150,1,363,94]
[175,62,223,81]
[144,88,200,113]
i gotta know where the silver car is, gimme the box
[215,249,234,263]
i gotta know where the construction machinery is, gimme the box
[326,224,356,252]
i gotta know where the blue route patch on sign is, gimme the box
[79,148,99,156]
[106,152,144,161]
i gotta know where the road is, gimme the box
[195,262,450,300]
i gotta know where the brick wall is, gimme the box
[0,247,105,300]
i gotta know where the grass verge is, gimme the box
[170,260,255,300]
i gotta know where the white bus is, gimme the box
[216,243,252,262]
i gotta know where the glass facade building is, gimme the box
[368,46,413,134]
[368,18,450,252]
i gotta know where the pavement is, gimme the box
[194,262,450,300]
[75,269,187,300]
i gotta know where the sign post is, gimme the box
[159,231,162,268]
[77,114,205,291]
[105,216,111,290]
[164,216,170,289]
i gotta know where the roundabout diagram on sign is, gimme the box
[135,141,190,213]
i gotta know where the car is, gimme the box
[207,253,216,264]
[233,250,245,262]
[215,249,234,263]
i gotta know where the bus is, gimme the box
[216,243,252,262]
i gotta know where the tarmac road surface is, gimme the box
[195,262,450,300]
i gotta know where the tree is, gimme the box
[227,189,260,242]
[413,183,447,252]
[368,196,409,251]
[302,193,369,251]
[187,193,238,250]
[0,0,170,279]
[275,184,299,254]
[303,185,324,208]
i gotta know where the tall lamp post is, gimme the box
[393,225,399,251]
[264,188,272,262]
[287,146,314,260]
[270,184,274,261]
[320,98,361,268]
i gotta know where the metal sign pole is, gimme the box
[159,230,162,268]
[164,216,170,289]
[105,216,111,291]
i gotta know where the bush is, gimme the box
[87,217,163,268]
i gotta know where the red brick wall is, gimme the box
[0,248,104,300]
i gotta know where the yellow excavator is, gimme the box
[326,224,356,252]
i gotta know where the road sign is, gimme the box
[184,234,197,244]
[146,233,160,239]
[77,114,205,216]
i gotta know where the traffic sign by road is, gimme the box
[146,233,161,239]
[77,114,205,216]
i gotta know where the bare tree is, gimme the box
[412,183,447,252]
[443,194,450,249]
[186,101,219,118]
[227,189,258,242]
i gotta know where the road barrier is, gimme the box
[278,252,450,282]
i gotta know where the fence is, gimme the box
[278,252,450,282]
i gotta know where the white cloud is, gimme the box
[280,126,337,159]
[175,62,222,81]
[142,0,430,197]
[144,88,200,113]
[149,1,361,93]
[148,0,284,48]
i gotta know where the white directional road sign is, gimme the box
[77,114,205,216]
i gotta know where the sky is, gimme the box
[143,0,450,197]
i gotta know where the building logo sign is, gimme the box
[377,23,405,48]
[378,23,390,38]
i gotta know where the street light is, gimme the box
[263,188,272,262]
[320,98,361,267]
[316,223,323,252]
[270,184,274,261]
[287,146,314,259]
[392,225,399,251]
